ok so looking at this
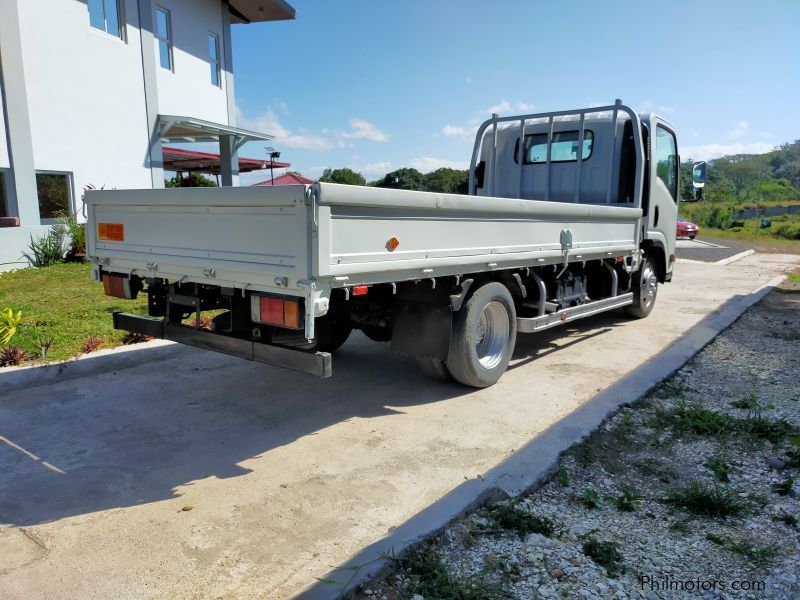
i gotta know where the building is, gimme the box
[0,0,295,269]
[253,172,312,186]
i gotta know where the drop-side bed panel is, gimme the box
[315,183,641,281]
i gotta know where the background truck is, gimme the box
[87,100,701,387]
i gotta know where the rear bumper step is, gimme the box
[113,312,332,378]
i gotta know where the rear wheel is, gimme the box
[415,356,452,381]
[626,256,658,318]
[446,282,517,388]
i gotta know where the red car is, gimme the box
[677,215,699,239]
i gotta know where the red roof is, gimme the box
[162,146,290,174]
[253,172,314,186]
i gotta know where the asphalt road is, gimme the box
[1,253,798,600]
[674,236,753,263]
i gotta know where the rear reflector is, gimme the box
[250,295,302,329]
[352,285,368,296]
[98,222,124,241]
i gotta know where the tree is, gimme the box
[375,168,424,190]
[165,173,216,187]
[319,168,366,186]
[423,168,469,194]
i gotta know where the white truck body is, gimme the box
[87,101,688,386]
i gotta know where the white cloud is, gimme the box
[728,120,748,138]
[483,99,511,114]
[408,157,469,172]
[759,131,771,139]
[680,142,775,162]
[516,102,535,112]
[639,99,674,114]
[442,124,467,137]
[236,107,389,150]
[342,118,389,142]
[236,106,335,150]
[352,161,393,176]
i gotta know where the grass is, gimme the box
[391,545,506,599]
[581,488,601,509]
[704,453,732,483]
[772,513,798,528]
[0,262,148,363]
[582,538,624,577]
[706,534,780,567]
[663,481,748,518]
[771,476,794,497]
[488,501,557,538]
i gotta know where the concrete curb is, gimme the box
[0,339,180,393]
[715,248,755,266]
[294,274,786,600]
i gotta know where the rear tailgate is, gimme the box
[86,185,313,289]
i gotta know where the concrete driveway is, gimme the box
[1,253,798,600]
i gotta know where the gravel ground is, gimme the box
[355,276,800,600]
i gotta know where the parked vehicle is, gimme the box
[87,100,702,387]
[677,216,699,239]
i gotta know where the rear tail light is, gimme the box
[250,295,302,329]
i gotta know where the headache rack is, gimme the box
[468,99,645,207]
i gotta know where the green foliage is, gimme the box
[374,167,424,190]
[582,538,624,576]
[556,467,570,487]
[372,167,469,194]
[581,488,601,508]
[54,213,87,255]
[704,454,731,483]
[0,308,22,345]
[706,535,781,567]
[771,476,794,496]
[488,501,557,537]
[391,545,507,599]
[165,173,217,187]
[663,481,747,518]
[319,167,366,186]
[772,512,798,528]
[0,345,33,367]
[614,487,642,512]
[21,227,66,267]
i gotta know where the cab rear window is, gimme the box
[515,130,594,164]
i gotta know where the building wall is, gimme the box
[17,0,153,197]
[154,0,231,124]
[1,0,236,270]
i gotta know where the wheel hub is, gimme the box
[475,301,509,369]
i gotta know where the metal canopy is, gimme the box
[159,115,273,153]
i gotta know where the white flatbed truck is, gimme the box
[88,101,701,387]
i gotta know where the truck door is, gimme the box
[646,119,679,275]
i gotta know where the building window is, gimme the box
[36,173,73,220]
[155,7,173,71]
[208,33,221,87]
[88,0,123,39]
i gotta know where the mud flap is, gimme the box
[390,301,452,360]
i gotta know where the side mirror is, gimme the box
[692,161,707,188]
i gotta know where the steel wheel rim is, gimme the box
[475,301,509,369]
[641,265,658,308]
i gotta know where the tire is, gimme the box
[446,282,517,388]
[416,356,452,381]
[626,256,658,319]
[689,233,696,240]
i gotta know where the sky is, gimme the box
[230,0,800,184]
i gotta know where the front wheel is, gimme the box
[446,282,517,388]
[626,256,658,319]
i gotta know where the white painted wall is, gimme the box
[154,0,230,123]
[17,0,153,206]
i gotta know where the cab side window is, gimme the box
[655,125,678,202]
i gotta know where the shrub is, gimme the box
[664,481,747,517]
[773,223,800,240]
[21,227,66,267]
[582,538,624,576]
[0,308,22,345]
[82,336,102,353]
[56,214,87,256]
[0,346,33,367]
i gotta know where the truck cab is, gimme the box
[471,102,680,283]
